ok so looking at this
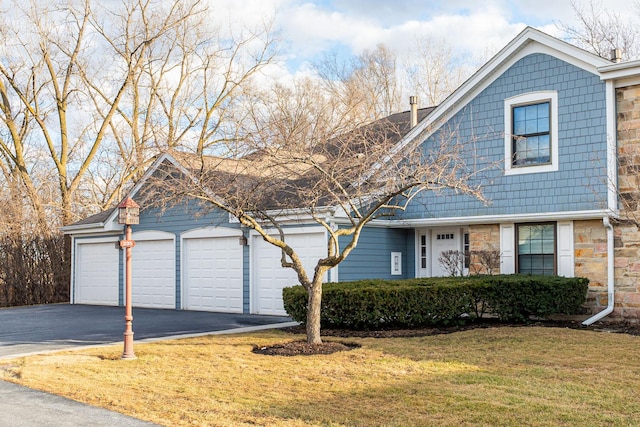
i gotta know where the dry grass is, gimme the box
[1,327,640,426]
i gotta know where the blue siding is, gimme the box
[399,53,608,220]
[134,201,238,233]
[339,227,411,281]
[405,228,415,278]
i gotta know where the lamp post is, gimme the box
[118,197,140,360]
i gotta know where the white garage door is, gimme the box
[131,233,176,309]
[183,234,243,313]
[75,240,119,305]
[252,230,326,315]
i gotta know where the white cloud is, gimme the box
[207,0,640,95]
[273,1,535,69]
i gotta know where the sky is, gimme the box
[212,0,639,81]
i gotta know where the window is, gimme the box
[504,92,558,175]
[512,102,550,165]
[463,232,470,269]
[516,223,556,275]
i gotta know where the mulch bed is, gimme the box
[252,319,640,356]
[252,340,360,356]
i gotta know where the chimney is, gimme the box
[409,96,418,128]
[611,48,622,63]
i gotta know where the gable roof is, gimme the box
[393,26,613,154]
[63,106,436,233]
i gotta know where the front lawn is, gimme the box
[1,327,639,426]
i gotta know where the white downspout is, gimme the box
[582,217,615,325]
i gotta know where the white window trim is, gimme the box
[504,91,558,175]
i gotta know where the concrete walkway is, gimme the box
[0,381,158,426]
[0,304,296,426]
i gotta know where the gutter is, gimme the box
[60,222,107,233]
[346,209,610,228]
[582,217,615,325]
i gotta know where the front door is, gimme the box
[417,228,467,277]
[431,228,461,277]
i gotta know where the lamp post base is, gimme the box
[122,313,136,360]
[122,331,136,360]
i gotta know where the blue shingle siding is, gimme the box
[338,227,411,281]
[135,201,238,234]
[398,53,608,220]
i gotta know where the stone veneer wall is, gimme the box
[469,224,501,274]
[470,221,612,316]
[574,220,608,313]
[613,84,640,320]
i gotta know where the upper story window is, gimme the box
[504,92,558,175]
[512,102,550,165]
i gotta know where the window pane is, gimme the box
[525,118,538,134]
[519,256,532,270]
[541,223,554,239]
[529,239,543,253]
[513,106,525,123]
[537,102,549,119]
[528,135,541,151]
[523,104,536,119]
[537,118,549,132]
[542,239,555,253]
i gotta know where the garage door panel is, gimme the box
[183,236,243,313]
[75,241,119,306]
[131,239,175,309]
[252,232,326,315]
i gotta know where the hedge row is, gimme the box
[282,275,589,329]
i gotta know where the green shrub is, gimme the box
[282,275,589,329]
[469,275,589,322]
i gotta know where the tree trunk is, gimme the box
[60,189,74,227]
[306,280,323,344]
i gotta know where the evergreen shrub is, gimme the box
[282,275,589,329]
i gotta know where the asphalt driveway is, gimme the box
[0,304,295,358]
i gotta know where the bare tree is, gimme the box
[149,77,488,344]
[470,249,501,275]
[0,0,277,306]
[406,36,472,106]
[0,0,185,228]
[558,0,640,60]
[0,0,277,230]
[438,250,465,277]
[315,44,402,124]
